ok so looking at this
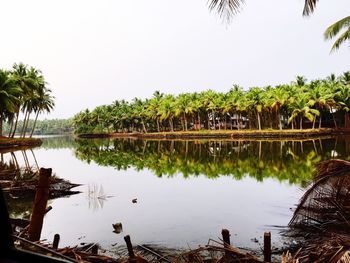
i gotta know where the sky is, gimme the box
[0,0,349,119]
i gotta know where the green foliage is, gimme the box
[72,72,350,134]
[3,119,73,136]
[72,137,349,185]
[324,16,350,52]
[0,63,55,137]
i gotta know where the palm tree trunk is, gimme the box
[8,119,14,137]
[169,119,174,132]
[0,114,3,137]
[332,113,338,129]
[197,112,201,130]
[30,111,40,138]
[312,116,316,129]
[21,109,29,138]
[212,111,215,130]
[141,119,147,133]
[300,117,303,130]
[345,112,350,128]
[207,113,210,130]
[257,112,261,130]
[238,113,242,130]
[156,118,160,132]
[11,111,19,138]
[278,112,282,130]
[23,112,31,138]
[319,116,322,128]
[183,113,188,131]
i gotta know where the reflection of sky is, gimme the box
[27,146,302,251]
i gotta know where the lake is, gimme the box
[4,136,350,254]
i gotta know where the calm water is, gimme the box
[4,136,350,252]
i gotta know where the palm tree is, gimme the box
[288,93,319,130]
[308,83,333,129]
[132,98,148,133]
[246,87,264,130]
[270,86,289,130]
[174,93,194,131]
[159,95,176,132]
[11,63,29,137]
[334,85,350,128]
[147,91,163,132]
[29,87,55,137]
[21,67,47,138]
[324,16,350,52]
[0,70,21,136]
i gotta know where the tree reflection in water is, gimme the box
[73,137,350,186]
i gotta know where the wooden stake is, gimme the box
[52,234,60,249]
[124,235,135,259]
[28,168,52,241]
[264,232,271,262]
[221,229,231,247]
[91,244,98,254]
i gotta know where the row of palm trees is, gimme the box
[0,63,55,138]
[73,72,350,134]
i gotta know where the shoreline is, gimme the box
[76,128,349,140]
[0,137,42,150]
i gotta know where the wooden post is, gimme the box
[28,168,52,241]
[263,232,271,262]
[91,244,98,254]
[52,234,60,249]
[124,235,135,259]
[221,229,231,247]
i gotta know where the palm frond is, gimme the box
[303,0,319,16]
[208,0,244,21]
[330,27,350,52]
[324,16,350,40]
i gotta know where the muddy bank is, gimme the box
[0,137,42,149]
[76,128,344,140]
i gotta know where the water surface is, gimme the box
[5,136,350,251]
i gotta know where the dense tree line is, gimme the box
[0,63,54,138]
[2,119,73,136]
[73,73,350,134]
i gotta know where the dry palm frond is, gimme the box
[286,159,350,262]
[289,159,350,228]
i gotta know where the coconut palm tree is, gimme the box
[0,70,21,136]
[270,86,289,130]
[147,91,163,132]
[288,93,320,130]
[308,83,333,129]
[21,67,47,138]
[324,16,350,52]
[174,93,194,131]
[29,87,55,137]
[246,87,264,130]
[159,95,176,132]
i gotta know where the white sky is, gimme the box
[0,0,349,119]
